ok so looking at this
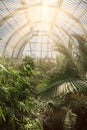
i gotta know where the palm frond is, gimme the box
[73,35,87,74]
[54,43,72,58]
[40,79,87,99]
[73,34,87,56]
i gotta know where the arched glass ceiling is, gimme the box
[23,34,58,59]
[0,0,87,58]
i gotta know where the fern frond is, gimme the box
[64,109,77,130]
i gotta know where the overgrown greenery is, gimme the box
[0,56,40,130]
[0,35,87,130]
[38,35,87,130]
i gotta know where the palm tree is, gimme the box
[73,34,87,78]
[39,35,87,130]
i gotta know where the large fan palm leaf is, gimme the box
[40,79,87,99]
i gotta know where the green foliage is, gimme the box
[40,80,87,100]
[74,35,87,77]
[0,107,5,121]
[0,57,38,130]
[23,118,43,130]
[39,94,87,130]
[37,35,87,130]
[0,34,87,130]
[39,35,87,97]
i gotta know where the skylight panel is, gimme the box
[3,0,21,11]
[28,0,41,5]
[32,23,51,32]
[42,0,58,6]
[0,1,8,16]
[13,13,27,26]
[61,0,81,13]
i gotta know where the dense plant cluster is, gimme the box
[0,35,87,130]
[38,35,87,130]
[0,57,39,130]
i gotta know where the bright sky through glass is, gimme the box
[24,0,58,59]
[0,0,87,58]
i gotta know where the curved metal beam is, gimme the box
[17,30,65,59]
[13,33,34,58]
[12,32,33,58]
[3,20,76,54]
[10,30,62,58]
[3,23,28,52]
[0,4,86,33]
[3,21,51,53]
[3,18,34,53]
[12,29,63,57]
[61,8,86,33]
[0,4,56,26]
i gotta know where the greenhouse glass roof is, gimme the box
[0,0,87,59]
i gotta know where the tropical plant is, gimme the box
[0,57,38,130]
[73,34,87,78]
[38,35,87,130]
